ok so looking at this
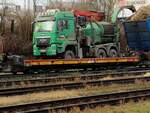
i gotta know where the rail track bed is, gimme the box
[1,67,150,80]
[0,75,150,96]
[0,88,150,113]
[1,68,150,88]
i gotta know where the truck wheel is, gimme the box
[109,49,118,57]
[12,71,17,75]
[64,50,75,59]
[23,70,29,74]
[96,49,107,58]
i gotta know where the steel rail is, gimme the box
[0,75,150,96]
[0,88,150,113]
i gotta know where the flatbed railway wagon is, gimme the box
[10,56,140,74]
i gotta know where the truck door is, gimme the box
[57,19,76,41]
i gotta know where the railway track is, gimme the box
[0,88,150,113]
[1,69,150,88]
[0,67,150,80]
[0,75,150,96]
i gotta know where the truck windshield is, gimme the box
[34,21,54,32]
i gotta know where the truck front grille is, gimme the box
[37,38,50,47]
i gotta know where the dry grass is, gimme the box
[68,100,150,113]
[144,72,150,77]
[0,90,79,106]
[101,76,113,80]
[0,81,150,106]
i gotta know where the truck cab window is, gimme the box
[34,21,54,32]
[58,20,63,32]
[58,20,69,32]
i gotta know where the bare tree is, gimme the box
[95,0,118,21]
[33,0,39,17]
[0,0,8,36]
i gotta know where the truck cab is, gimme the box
[33,10,78,59]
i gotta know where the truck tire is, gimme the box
[64,50,75,59]
[109,49,118,57]
[12,71,17,75]
[96,49,107,58]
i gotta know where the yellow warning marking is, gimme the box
[53,61,64,65]
[64,61,79,64]
[31,62,39,65]
[39,62,49,65]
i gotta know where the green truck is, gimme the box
[32,9,120,59]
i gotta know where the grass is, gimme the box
[68,100,150,113]
[0,80,150,106]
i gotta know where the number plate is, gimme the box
[40,49,46,53]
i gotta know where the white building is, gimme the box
[118,0,150,9]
